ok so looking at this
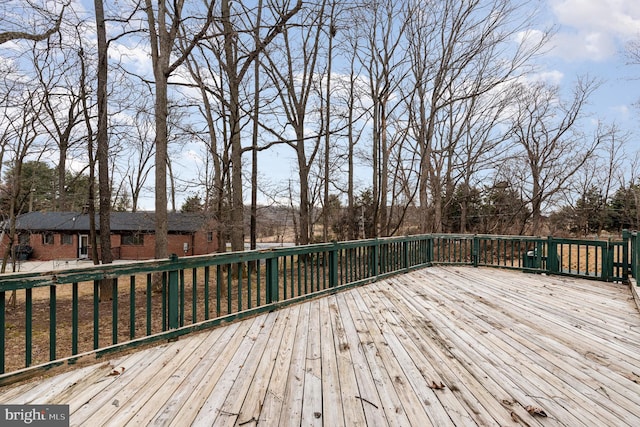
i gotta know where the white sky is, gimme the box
[538,0,640,130]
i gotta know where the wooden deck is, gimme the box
[2,266,640,426]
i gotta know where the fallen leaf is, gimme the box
[429,381,446,390]
[526,405,547,417]
[108,367,125,376]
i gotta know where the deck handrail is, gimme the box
[0,232,634,383]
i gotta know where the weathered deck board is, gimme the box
[2,266,640,426]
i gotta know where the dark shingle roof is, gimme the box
[10,211,209,233]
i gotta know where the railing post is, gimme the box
[329,242,339,288]
[546,237,558,274]
[168,254,180,330]
[266,257,279,303]
[472,235,479,267]
[427,236,433,265]
[622,229,630,282]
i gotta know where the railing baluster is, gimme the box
[227,265,232,315]
[50,285,56,361]
[237,262,242,312]
[161,272,167,331]
[304,254,309,294]
[130,277,136,340]
[72,283,79,354]
[93,280,99,349]
[0,290,5,374]
[26,288,32,367]
[216,265,222,318]
[192,269,197,323]
[146,274,152,336]
[279,258,283,302]
[312,252,316,289]
[204,266,210,320]
[585,245,590,276]
[179,269,185,327]
[297,254,302,296]
[112,278,118,344]
[248,261,253,309]
[257,260,262,306]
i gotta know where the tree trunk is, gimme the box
[250,0,263,251]
[94,0,113,300]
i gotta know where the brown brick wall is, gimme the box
[1,228,219,261]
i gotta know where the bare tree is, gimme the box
[565,123,627,235]
[124,105,156,212]
[336,32,367,239]
[0,0,67,45]
[77,35,101,264]
[143,0,217,259]
[453,91,513,233]
[250,0,264,250]
[181,48,229,252]
[31,36,85,211]
[0,63,22,188]
[355,0,409,237]
[0,89,49,272]
[626,38,640,65]
[404,0,548,233]
[261,0,329,245]
[320,0,339,242]
[508,77,602,234]
[216,0,302,251]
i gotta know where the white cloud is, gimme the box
[109,43,152,77]
[529,70,565,85]
[548,0,640,61]
[551,31,616,61]
[515,29,547,49]
[514,69,565,86]
[610,104,630,118]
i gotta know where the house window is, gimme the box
[207,231,214,242]
[62,234,73,245]
[42,233,54,245]
[18,234,30,245]
[122,233,144,246]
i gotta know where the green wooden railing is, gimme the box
[0,232,635,383]
[430,233,631,282]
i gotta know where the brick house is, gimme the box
[3,211,218,261]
